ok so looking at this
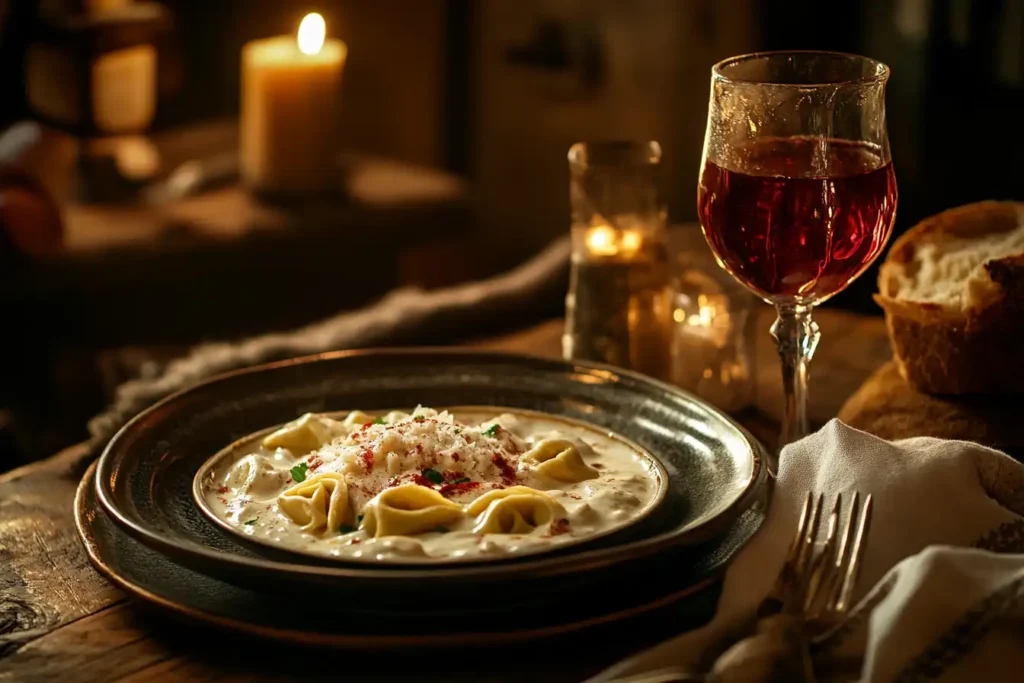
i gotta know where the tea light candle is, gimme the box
[240,13,347,195]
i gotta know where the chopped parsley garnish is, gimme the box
[371,417,387,424]
[339,524,357,533]
[413,415,426,423]
[422,468,445,485]
[290,462,310,482]
[357,514,364,523]
[482,424,500,437]
[434,526,450,533]
[447,477,471,485]
[453,427,462,434]
[244,518,258,526]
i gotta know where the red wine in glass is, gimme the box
[697,136,897,303]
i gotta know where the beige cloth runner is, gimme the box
[86,237,570,457]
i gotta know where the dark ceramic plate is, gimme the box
[93,350,766,601]
[78,461,768,648]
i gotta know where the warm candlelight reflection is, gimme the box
[298,13,326,56]
[583,219,644,258]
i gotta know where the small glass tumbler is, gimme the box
[562,141,673,380]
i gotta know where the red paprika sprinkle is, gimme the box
[307,455,324,471]
[491,453,517,484]
[551,518,571,535]
[216,486,230,494]
[451,452,461,462]
[439,481,480,497]
[359,448,374,471]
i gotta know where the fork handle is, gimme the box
[708,614,816,683]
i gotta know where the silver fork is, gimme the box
[758,490,874,631]
[617,491,874,683]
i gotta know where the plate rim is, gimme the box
[94,347,767,582]
[76,461,719,648]
[191,405,671,566]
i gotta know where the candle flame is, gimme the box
[298,13,326,55]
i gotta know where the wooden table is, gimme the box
[0,309,889,683]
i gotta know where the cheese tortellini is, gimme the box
[262,412,344,452]
[520,439,599,483]
[341,410,375,429]
[278,472,351,533]
[225,454,286,498]
[467,486,567,534]
[360,485,463,538]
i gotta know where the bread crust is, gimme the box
[838,362,1024,460]
[875,201,1024,394]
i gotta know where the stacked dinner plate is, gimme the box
[76,350,768,648]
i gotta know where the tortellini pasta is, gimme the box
[467,486,567,534]
[360,485,463,538]
[520,439,599,483]
[224,454,286,498]
[341,411,375,429]
[262,413,343,452]
[278,472,351,533]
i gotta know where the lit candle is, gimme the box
[240,13,347,195]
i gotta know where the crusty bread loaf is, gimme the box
[838,361,1024,461]
[875,201,1024,394]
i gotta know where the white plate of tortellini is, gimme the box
[194,406,669,565]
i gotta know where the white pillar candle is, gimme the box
[240,13,347,195]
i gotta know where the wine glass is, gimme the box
[697,51,897,447]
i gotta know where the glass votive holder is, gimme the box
[562,141,673,380]
[668,226,758,413]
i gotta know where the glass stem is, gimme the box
[770,304,820,448]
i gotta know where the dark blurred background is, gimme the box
[1,0,1022,468]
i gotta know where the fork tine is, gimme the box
[757,492,814,618]
[786,492,813,568]
[824,491,860,612]
[795,493,824,577]
[804,492,841,613]
[834,493,873,613]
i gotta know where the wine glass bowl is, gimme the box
[697,51,897,446]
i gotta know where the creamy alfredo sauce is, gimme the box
[196,407,664,563]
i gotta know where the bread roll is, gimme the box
[838,362,1024,460]
[875,201,1024,394]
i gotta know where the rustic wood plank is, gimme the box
[1,599,613,683]
[0,445,123,663]
[0,310,890,682]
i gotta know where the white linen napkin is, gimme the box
[589,419,1024,683]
